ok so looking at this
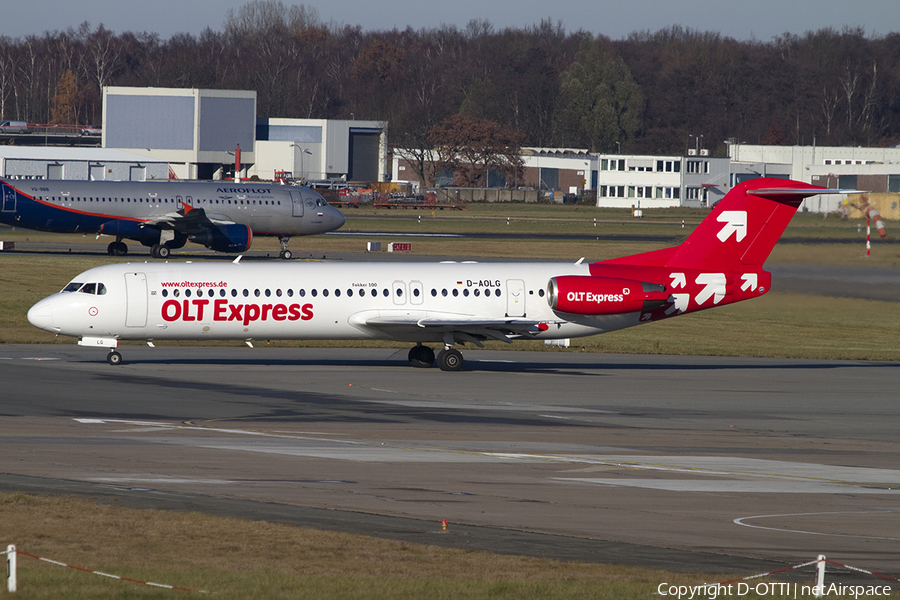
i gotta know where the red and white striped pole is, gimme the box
[867,218,871,257]
[814,554,826,598]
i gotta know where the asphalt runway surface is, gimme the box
[2,344,899,583]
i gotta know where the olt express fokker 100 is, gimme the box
[28,179,843,370]
[0,177,345,258]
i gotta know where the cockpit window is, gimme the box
[317,198,328,206]
[71,282,107,295]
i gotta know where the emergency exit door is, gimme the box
[506,279,525,317]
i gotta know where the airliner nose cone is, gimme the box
[27,299,55,332]
[333,208,346,229]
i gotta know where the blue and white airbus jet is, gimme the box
[0,178,345,258]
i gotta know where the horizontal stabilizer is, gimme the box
[747,188,861,203]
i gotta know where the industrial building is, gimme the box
[103,86,257,180]
[102,87,388,184]
[0,146,168,180]
[252,117,388,183]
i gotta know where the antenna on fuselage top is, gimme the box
[233,255,242,264]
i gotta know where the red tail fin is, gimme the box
[603,178,829,270]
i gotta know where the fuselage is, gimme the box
[27,260,637,344]
[0,177,345,243]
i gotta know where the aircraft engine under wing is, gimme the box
[140,203,251,253]
[189,222,253,253]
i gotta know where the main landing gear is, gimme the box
[108,240,171,258]
[107,241,128,256]
[407,344,464,371]
[278,236,292,260]
[150,244,171,258]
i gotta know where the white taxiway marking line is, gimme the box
[71,420,900,490]
[734,511,900,540]
[558,478,895,494]
[89,477,236,485]
[327,231,462,237]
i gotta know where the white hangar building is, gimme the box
[0,146,168,180]
[102,86,257,180]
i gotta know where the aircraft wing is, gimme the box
[141,203,235,231]
[351,310,553,345]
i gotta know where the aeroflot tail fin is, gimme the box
[604,178,840,271]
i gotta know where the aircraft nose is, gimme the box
[332,207,346,230]
[27,298,57,332]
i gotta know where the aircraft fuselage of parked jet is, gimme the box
[0,178,345,258]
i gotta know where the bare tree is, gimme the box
[429,114,523,188]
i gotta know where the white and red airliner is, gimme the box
[27,178,843,370]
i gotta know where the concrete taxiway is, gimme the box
[1,344,898,581]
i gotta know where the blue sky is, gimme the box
[2,0,896,41]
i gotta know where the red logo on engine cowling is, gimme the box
[550,275,667,316]
[161,299,313,325]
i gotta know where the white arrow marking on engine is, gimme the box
[669,272,686,289]
[695,273,727,305]
[665,294,690,315]
[716,211,747,242]
[741,273,758,292]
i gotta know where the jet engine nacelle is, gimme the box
[99,220,159,244]
[548,275,668,315]
[190,223,253,253]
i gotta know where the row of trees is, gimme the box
[2,1,898,166]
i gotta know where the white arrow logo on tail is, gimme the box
[665,294,690,315]
[695,273,727,305]
[741,273,758,292]
[716,211,747,242]
[669,273,686,289]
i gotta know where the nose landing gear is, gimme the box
[106,349,123,365]
[278,236,293,259]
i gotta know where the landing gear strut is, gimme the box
[278,236,292,260]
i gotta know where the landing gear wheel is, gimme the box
[151,244,170,259]
[408,344,435,368]
[107,351,123,366]
[436,348,463,371]
[107,241,128,256]
[278,236,292,260]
